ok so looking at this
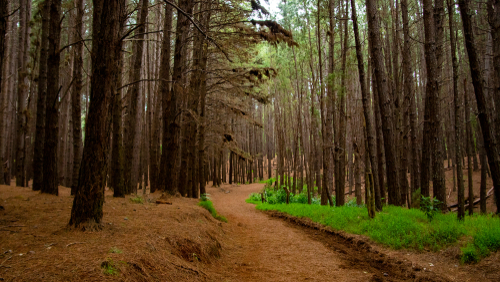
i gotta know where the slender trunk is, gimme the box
[351,0,381,210]
[459,0,500,214]
[42,0,62,195]
[477,124,487,214]
[421,0,446,210]
[33,0,51,191]
[336,0,348,207]
[366,0,400,206]
[158,3,173,192]
[447,0,465,219]
[71,0,84,195]
[197,20,210,196]
[15,0,30,187]
[465,80,474,216]
[123,0,148,194]
[111,7,126,197]
[487,0,500,144]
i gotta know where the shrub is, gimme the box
[461,244,479,263]
[419,195,441,221]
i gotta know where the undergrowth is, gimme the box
[129,195,144,204]
[101,259,119,276]
[246,186,359,207]
[198,196,228,223]
[247,191,500,263]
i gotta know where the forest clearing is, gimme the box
[1,0,500,281]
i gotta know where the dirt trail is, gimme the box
[206,183,444,282]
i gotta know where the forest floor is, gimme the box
[0,174,499,281]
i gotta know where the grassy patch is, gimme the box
[258,177,275,184]
[101,259,119,276]
[246,186,358,206]
[249,196,500,263]
[198,200,228,223]
[129,196,144,204]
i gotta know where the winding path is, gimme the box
[207,183,374,282]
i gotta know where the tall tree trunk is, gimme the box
[366,0,400,206]
[320,0,333,206]
[148,26,160,193]
[336,0,348,207]
[351,0,380,210]
[197,16,210,196]
[158,3,173,192]
[488,0,500,144]
[447,0,465,219]
[420,0,446,209]
[459,0,500,214]
[70,0,123,229]
[123,0,148,194]
[15,0,30,187]
[71,0,84,195]
[161,0,194,194]
[111,16,125,197]
[401,0,415,205]
[0,0,8,185]
[42,0,61,195]
[32,0,51,191]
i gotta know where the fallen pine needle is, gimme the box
[0,225,26,229]
[66,242,86,248]
[0,256,12,268]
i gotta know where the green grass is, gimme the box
[101,259,119,276]
[258,177,275,184]
[198,200,228,223]
[248,196,500,263]
[129,196,144,204]
[246,186,354,206]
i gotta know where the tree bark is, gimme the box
[70,0,123,229]
[447,0,465,219]
[71,0,84,195]
[465,80,474,216]
[32,0,51,191]
[123,0,148,194]
[15,0,30,187]
[158,3,173,192]
[420,0,446,210]
[351,0,380,210]
[42,0,62,195]
[366,0,400,206]
[459,0,500,214]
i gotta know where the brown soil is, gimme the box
[1,181,499,281]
